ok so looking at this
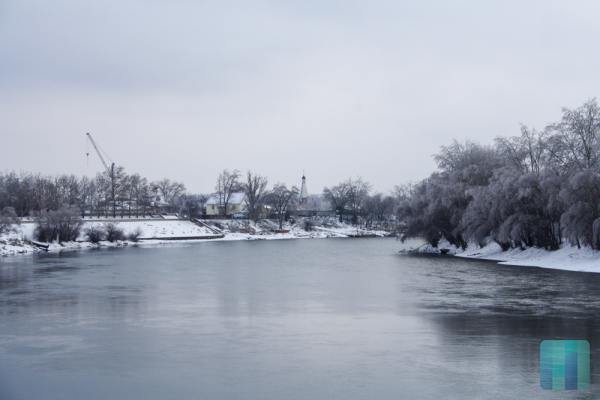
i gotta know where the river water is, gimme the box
[0,238,599,399]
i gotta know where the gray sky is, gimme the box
[2,0,600,194]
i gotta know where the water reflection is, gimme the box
[0,239,599,399]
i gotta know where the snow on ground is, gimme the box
[460,242,600,273]
[79,220,218,239]
[0,219,220,257]
[0,235,100,257]
[202,218,388,241]
[0,239,38,256]
[6,219,219,242]
[1,218,390,257]
[399,238,600,273]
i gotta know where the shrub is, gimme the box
[303,219,314,231]
[34,206,83,243]
[0,206,20,235]
[127,227,143,242]
[84,225,106,243]
[104,223,125,242]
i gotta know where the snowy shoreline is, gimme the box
[400,238,600,273]
[0,218,391,258]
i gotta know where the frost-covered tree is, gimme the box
[398,175,466,248]
[434,140,503,186]
[547,99,600,172]
[559,169,600,248]
[495,125,549,175]
[399,141,503,248]
[398,99,600,252]
[494,172,560,250]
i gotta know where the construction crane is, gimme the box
[85,132,114,175]
[85,132,117,217]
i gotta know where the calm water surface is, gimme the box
[1,238,599,399]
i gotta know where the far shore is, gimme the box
[1,217,392,257]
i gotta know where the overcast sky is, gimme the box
[2,0,600,193]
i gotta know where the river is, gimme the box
[0,238,598,399]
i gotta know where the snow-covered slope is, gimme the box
[10,220,219,241]
[201,219,388,240]
[459,242,600,273]
[399,238,600,273]
[79,220,218,239]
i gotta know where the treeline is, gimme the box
[399,98,600,251]
[211,170,397,229]
[0,167,400,233]
[0,169,186,218]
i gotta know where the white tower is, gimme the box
[299,173,309,204]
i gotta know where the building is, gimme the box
[299,173,309,205]
[295,174,335,217]
[204,192,247,217]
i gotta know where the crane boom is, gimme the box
[85,132,110,173]
[85,132,118,217]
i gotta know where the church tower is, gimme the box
[299,173,309,204]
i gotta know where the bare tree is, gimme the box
[104,222,125,242]
[324,178,371,225]
[128,174,150,217]
[323,183,350,223]
[107,165,127,218]
[243,171,268,220]
[345,178,371,225]
[179,194,206,219]
[0,169,178,220]
[215,169,241,216]
[153,178,186,211]
[55,175,81,207]
[364,193,396,228]
[266,184,299,230]
[84,225,106,243]
[34,206,83,243]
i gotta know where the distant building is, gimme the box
[299,173,309,205]
[295,174,334,217]
[150,187,170,209]
[204,192,247,216]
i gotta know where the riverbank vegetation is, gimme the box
[0,168,398,244]
[0,170,187,218]
[399,98,600,252]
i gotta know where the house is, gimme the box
[204,192,247,217]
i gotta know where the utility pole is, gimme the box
[110,162,116,218]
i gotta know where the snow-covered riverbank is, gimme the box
[0,218,390,257]
[400,239,600,273]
